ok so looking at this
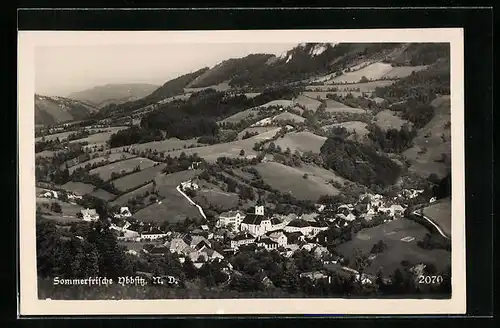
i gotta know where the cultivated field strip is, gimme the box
[89,157,158,181]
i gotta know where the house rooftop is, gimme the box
[219,210,245,218]
[232,232,255,241]
[242,214,269,225]
[287,219,311,228]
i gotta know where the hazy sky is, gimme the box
[35,43,297,97]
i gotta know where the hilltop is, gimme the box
[67,83,159,108]
[35,94,99,126]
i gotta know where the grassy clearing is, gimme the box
[68,152,135,173]
[335,218,451,276]
[184,81,231,93]
[35,150,58,158]
[134,170,202,223]
[322,121,370,138]
[294,95,322,112]
[165,129,280,163]
[36,197,84,221]
[272,131,327,154]
[374,110,412,131]
[60,181,96,195]
[89,157,157,181]
[331,63,394,84]
[35,131,75,142]
[157,93,192,104]
[110,182,154,207]
[89,189,116,201]
[382,65,429,79]
[237,126,278,140]
[402,96,451,178]
[243,92,261,99]
[127,138,201,153]
[324,100,366,114]
[272,112,306,123]
[194,185,240,212]
[112,163,167,193]
[305,81,395,92]
[254,162,341,201]
[422,198,451,238]
[69,131,117,145]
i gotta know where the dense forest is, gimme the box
[108,87,299,145]
[320,136,402,187]
[189,54,275,88]
[390,43,450,66]
[229,43,403,88]
[368,124,417,153]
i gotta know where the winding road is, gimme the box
[412,210,450,240]
[176,184,207,220]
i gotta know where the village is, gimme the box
[38,179,436,287]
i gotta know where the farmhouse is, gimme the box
[143,244,170,256]
[165,238,193,255]
[216,210,246,230]
[141,229,168,241]
[81,208,99,222]
[310,221,329,235]
[41,190,59,199]
[230,232,255,248]
[181,180,199,191]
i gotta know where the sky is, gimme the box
[35,43,297,97]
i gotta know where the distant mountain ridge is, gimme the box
[35,94,99,126]
[67,83,159,108]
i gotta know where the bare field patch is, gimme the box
[422,198,451,238]
[272,131,327,154]
[110,182,154,207]
[331,62,394,84]
[60,181,96,195]
[68,152,135,173]
[89,189,116,201]
[294,95,322,112]
[382,65,429,79]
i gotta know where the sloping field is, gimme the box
[134,170,202,223]
[254,162,341,201]
[127,138,200,153]
[89,189,116,201]
[89,157,157,181]
[298,163,347,184]
[112,163,167,193]
[403,96,451,178]
[335,218,451,276]
[221,108,261,124]
[35,150,57,158]
[272,112,306,123]
[158,93,192,104]
[331,63,394,84]
[195,188,239,212]
[305,81,396,92]
[86,126,128,134]
[165,129,280,162]
[237,127,278,140]
[259,99,294,108]
[68,152,135,174]
[375,110,412,131]
[272,131,327,154]
[184,81,231,93]
[244,93,261,99]
[110,182,154,207]
[422,198,451,239]
[294,95,322,112]
[60,181,96,195]
[382,65,429,79]
[322,121,370,139]
[324,100,366,114]
[36,197,84,221]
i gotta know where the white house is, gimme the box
[255,236,279,251]
[216,210,246,230]
[81,208,99,222]
[429,197,437,203]
[42,190,58,199]
[336,213,356,222]
[267,230,288,247]
[114,206,132,219]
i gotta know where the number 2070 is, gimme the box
[418,275,444,284]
